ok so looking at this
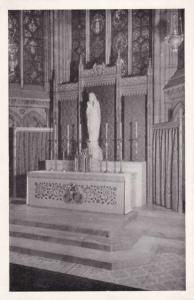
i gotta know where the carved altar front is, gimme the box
[27,170,140,215]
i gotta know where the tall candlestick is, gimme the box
[67,124,70,140]
[67,124,70,157]
[135,121,138,139]
[119,122,123,173]
[105,142,108,160]
[120,141,123,161]
[79,123,82,153]
[105,123,108,140]
[120,122,122,139]
[51,147,53,161]
[120,122,123,171]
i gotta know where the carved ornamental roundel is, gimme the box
[91,13,105,35]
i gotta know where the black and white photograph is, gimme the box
[0,0,194,297]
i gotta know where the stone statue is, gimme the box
[86,92,103,161]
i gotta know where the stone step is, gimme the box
[10,236,144,270]
[9,224,112,251]
[10,218,113,238]
[10,204,137,233]
[9,222,140,252]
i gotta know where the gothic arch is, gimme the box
[9,110,22,127]
[22,111,46,127]
[172,101,184,122]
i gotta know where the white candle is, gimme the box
[135,121,138,139]
[79,123,82,153]
[105,142,108,160]
[105,123,108,140]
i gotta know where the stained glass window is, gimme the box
[132,10,152,75]
[111,10,128,76]
[90,10,105,65]
[23,10,44,85]
[71,10,86,82]
[8,11,20,83]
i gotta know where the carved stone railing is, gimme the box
[9,97,50,109]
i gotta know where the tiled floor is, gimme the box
[10,203,185,291]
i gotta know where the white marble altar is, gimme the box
[36,160,146,211]
[27,171,135,214]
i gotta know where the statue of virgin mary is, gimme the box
[86,92,103,161]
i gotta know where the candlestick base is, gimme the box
[119,160,123,173]
[104,160,109,173]
[49,160,55,172]
[61,160,66,172]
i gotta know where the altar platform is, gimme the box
[10,203,185,290]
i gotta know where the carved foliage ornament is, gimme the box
[34,182,117,206]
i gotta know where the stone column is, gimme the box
[153,10,161,123]
[147,60,154,205]
[116,52,122,161]
[86,10,90,63]
[160,10,178,122]
[105,10,111,65]
[63,10,72,82]
[153,10,178,123]
[44,11,49,91]
[128,10,132,75]
[20,11,24,88]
